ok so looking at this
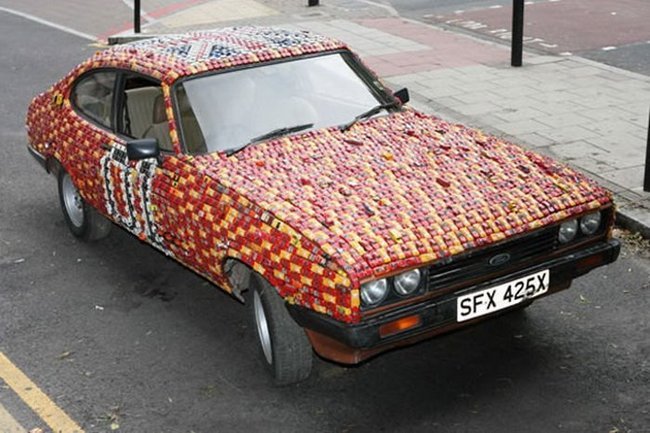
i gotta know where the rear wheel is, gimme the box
[251,275,312,385]
[58,168,111,241]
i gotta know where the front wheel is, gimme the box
[58,168,111,241]
[252,275,313,385]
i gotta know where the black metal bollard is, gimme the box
[134,0,141,33]
[643,108,650,192]
[308,0,319,6]
[511,0,524,67]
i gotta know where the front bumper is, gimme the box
[288,238,620,364]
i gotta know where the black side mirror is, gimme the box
[126,138,160,161]
[394,88,410,105]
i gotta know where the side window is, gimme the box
[72,71,116,128]
[118,75,173,152]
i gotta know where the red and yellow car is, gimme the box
[26,27,620,385]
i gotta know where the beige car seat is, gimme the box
[143,95,173,151]
[125,87,161,139]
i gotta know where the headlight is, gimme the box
[360,279,388,307]
[580,212,601,235]
[558,219,578,244]
[394,269,422,296]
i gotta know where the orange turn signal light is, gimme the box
[576,254,605,273]
[379,314,422,338]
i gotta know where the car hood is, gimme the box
[199,110,611,282]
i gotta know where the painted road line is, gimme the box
[355,0,399,16]
[0,7,95,41]
[0,353,84,433]
[0,402,26,433]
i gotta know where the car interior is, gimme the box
[122,82,173,152]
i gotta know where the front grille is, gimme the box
[426,226,558,293]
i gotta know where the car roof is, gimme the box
[93,26,348,84]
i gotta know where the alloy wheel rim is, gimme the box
[62,174,84,228]
[253,290,273,365]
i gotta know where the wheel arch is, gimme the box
[45,156,62,176]
[221,256,290,305]
[222,257,260,304]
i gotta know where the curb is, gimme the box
[617,206,650,239]
[108,34,157,45]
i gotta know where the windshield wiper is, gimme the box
[339,101,400,132]
[226,123,314,156]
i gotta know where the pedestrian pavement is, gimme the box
[111,0,650,236]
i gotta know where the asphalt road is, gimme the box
[385,0,511,15]
[387,0,650,76]
[1,9,650,433]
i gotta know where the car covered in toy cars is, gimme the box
[26,27,620,385]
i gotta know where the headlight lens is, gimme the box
[394,269,422,296]
[580,212,601,235]
[360,279,389,307]
[558,219,578,244]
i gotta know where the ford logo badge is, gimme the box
[488,253,511,267]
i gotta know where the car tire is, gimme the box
[58,168,112,241]
[251,274,312,386]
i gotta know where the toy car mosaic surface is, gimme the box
[26,27,620,385]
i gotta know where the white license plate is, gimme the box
[457,269,550,322]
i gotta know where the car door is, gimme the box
[100,71,176,252]
[68,69,168,250]
[108,71,208,265]
[69,68,211,267]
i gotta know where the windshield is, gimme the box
[175,52,388,154]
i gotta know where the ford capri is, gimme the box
[26,27,620,385]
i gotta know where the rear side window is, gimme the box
[71,71,116,128]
